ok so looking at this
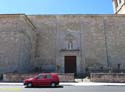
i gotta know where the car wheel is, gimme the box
[50,82,56,87]
[26,83,32,87]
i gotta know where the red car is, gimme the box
[24,73,60,87]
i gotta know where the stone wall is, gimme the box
[29,15,125,74]
[2,73,75,82]
[0,14,125,74]
[90,73,125,83]
[0,14,36,73]
[104,16,125,69]
[28,16,57,72]
[80,16,107,70]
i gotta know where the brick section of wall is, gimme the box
[90,73,125,83]
[2,73,75,82]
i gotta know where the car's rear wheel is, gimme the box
[50,82,56,87]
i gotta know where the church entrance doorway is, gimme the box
[64,56,76,73]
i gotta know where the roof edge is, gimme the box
[27,14,125,17]
[22,14,36,30]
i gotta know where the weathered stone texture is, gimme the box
[80,16,107,70]
[104,16,125,69]
[28,16,57,72]
[91,73,125,83]
[0,14,125,74]
[0,15,35,73]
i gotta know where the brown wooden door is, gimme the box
[65,56,76,73]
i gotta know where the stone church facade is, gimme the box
[0,14,125,75]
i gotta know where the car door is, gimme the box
[39,74,52,86]
[35,74,46,86]
[46,74,52,86]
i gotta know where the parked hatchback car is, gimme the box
[24,73,60,87]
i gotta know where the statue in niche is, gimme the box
[65,33,75,50]
[68,40,73,50]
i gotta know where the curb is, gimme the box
[0,83,23,86]
[0,82,125,86]
[0,83,72,86]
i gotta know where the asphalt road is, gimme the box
[0,85,125,92]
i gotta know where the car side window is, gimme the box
[46,74,52,79]
[37,75,44,79]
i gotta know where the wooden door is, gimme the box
[65,56,76,73]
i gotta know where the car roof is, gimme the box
[39,73,58,75]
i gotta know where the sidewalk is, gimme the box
[0,82,125,86]
[60,82,125,86]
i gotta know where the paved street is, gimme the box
[0,85,125,92]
